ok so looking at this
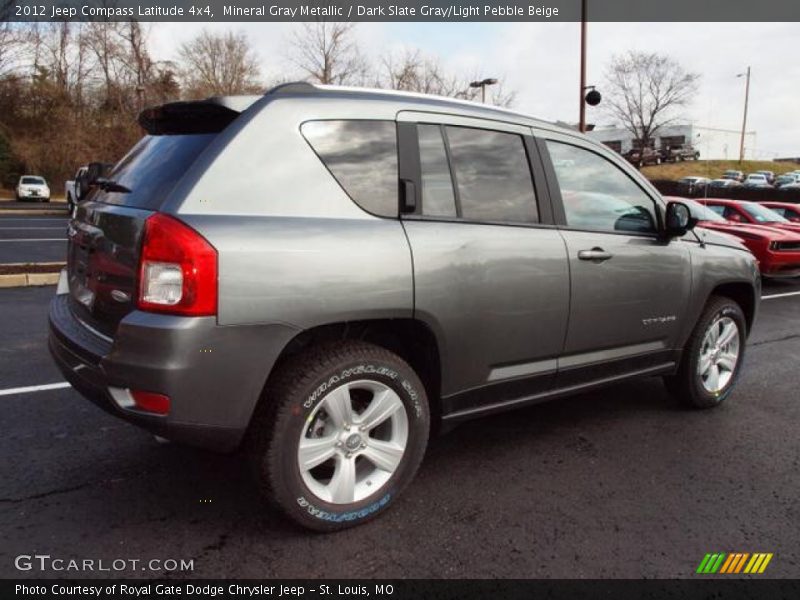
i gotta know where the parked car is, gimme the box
[677,176,711,196]
[49,83,761,531]
[65,163,113,214]
[774,174,800,188]
[623,146,662,167]
[743,173,772,188]
[722,170,745,182]
[65,165,88,213]
[663,144,699,162]
[753,170,775,184]
[668,197,800,278]
[15,175,50,202]
[709,178,741,189]
[760,201,800,222]
[698,198,800,234]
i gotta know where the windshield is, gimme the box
[747,175,766,181]
[686,200,725,222]
[21,177,45,185]
[740,202,789,223]
[96,134,217,210]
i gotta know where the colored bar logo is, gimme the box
[696,552,773,574]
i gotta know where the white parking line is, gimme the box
[0,382,71,397]
[0,238,66,242]
[761,291,800,300]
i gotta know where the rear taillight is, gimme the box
[137,213,217,316]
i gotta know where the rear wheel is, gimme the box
[664,296,746,408]
[248,341,430,531]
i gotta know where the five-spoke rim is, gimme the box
[698,316,740,394]
[298,380,408,505]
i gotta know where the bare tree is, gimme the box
[0,22,25,77]
[379,49,516,107]
[603,51,699,146]
[178,29,261,98]
[289,22,369,85]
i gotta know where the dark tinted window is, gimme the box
[302,120,398,217]
[97,134,217,210]
[418,125,456,217]
[445,126,537,223]
[546,141,657,234]
[21,177,45,185]
[707,204,726,217]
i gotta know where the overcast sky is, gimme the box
[149,22,799,158]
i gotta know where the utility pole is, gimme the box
[738,66,750,162]
[579,0,587,132]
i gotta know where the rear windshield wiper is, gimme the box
[95,178,131,194]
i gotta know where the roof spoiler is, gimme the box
[138,99,244,135]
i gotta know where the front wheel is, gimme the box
[664,296,747,408]
[248,341,430,531]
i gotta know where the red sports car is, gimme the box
[665,197,800,278]
[697,198,800,234]
[760,201,800,222]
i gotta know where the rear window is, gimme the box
[21,177,44,184]
[95,134,216,210]
[301,120,398,217]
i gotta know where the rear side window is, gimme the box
[418,124,457,217]
[302,120,398,217]
[444,126,537,223]
[98,134,217,210]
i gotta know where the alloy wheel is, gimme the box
[298,380,409,504]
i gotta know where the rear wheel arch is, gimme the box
[254,318,443,433]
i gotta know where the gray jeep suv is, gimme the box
[49,83,760,530]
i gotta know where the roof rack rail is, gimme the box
[265,81,318,96]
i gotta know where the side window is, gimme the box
[546,141,658,234]
[445,126,538,223]
[301,120,398,217]
[418,124,457,217]
[724,206,745,221]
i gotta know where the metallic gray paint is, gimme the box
[48,84,761,449]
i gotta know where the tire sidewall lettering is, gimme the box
[302,363,423,418]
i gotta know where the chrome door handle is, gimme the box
[578,248,613,261]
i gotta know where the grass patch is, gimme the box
[641,160,799,182]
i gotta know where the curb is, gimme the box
[0,262,64,288]
[0,272,59,287]
[0,209,69,216]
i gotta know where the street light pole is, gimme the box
[469,78,498,104]
[579,0,587,132]
[737,66,750,162]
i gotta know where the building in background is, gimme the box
[586,124,758,160]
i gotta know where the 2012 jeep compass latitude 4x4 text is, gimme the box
[49,83,760,530]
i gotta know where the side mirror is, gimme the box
[664,201,696,238]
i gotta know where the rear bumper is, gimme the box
[48,290,300,451]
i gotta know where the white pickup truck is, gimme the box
[64,165,88,213]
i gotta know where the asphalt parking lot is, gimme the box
[0,278,798,580]
[0,214,69,264]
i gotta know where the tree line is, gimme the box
[0,21,515,190]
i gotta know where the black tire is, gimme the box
[248,340,430,532]
[664,296,747,409]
